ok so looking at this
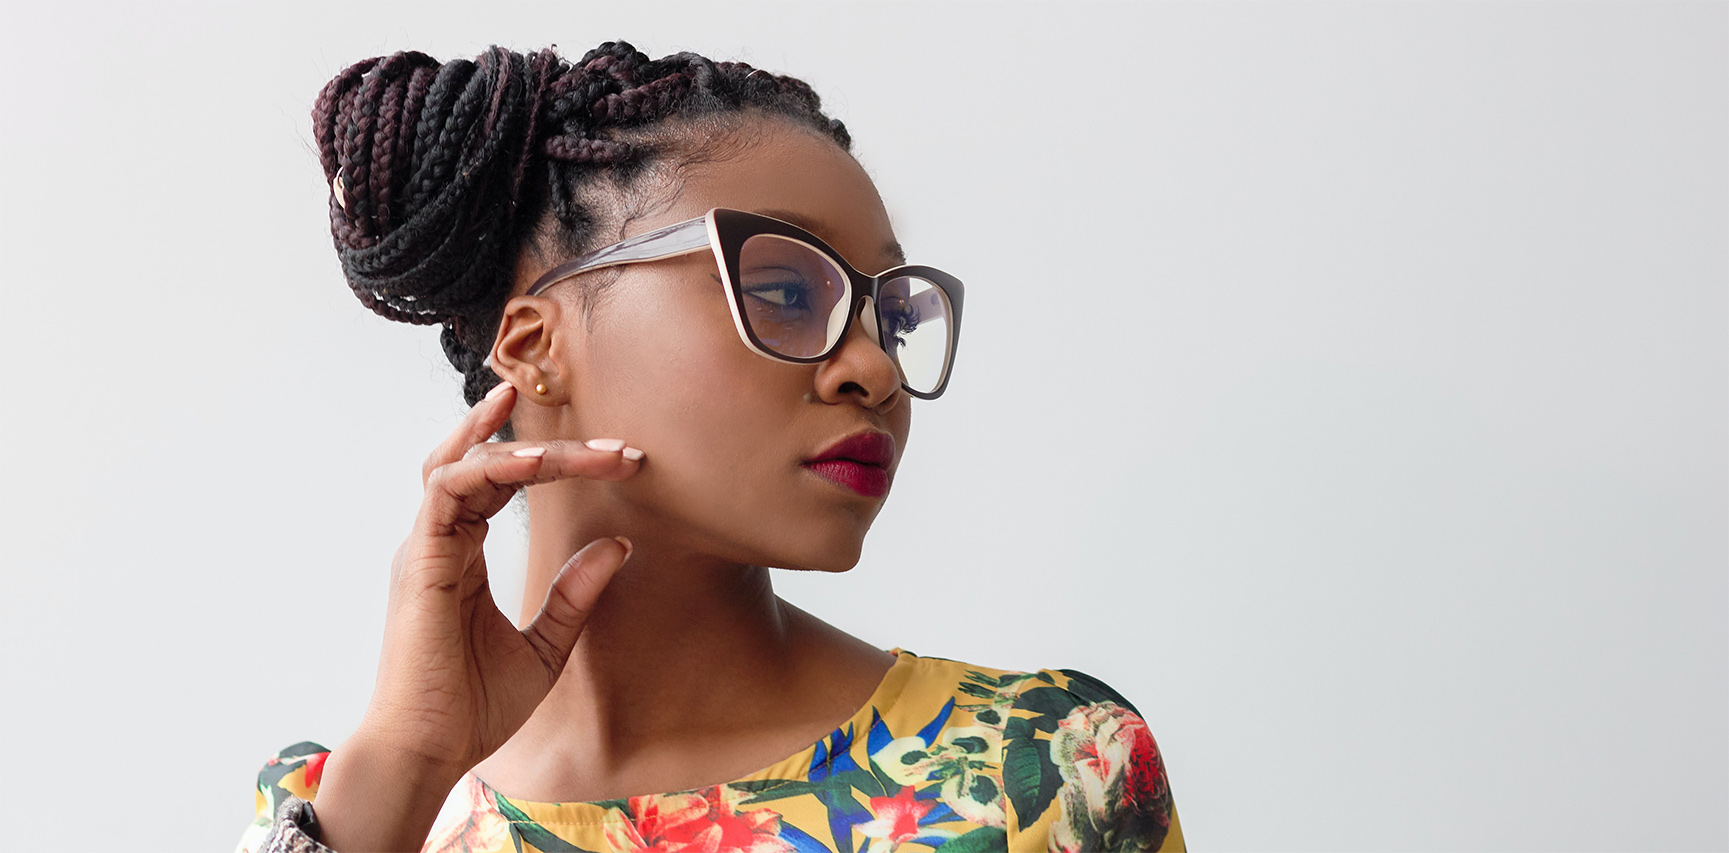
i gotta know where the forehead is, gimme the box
[650,125,903,271]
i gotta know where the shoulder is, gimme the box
[892,652,1145,715]
[884,652,1155,741]
[1006,666,1152,733]
[1001,667,1179,852]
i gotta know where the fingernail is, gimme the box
[485,382,512,401]
[614,536,634,564]
[512,446,547,458]
[585,438,626,452]
[621,447,645,462]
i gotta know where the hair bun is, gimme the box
[312,46,555,326]
[311,41,852,410]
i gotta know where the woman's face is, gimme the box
[506,122,914,572]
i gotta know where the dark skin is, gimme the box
[314,122,913,851]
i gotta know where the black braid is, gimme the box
[312,40,851,410]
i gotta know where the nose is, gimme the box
[811,296,902,410]
[859,295,881,342]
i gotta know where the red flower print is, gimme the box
[856,785,937,852]
[1048,702,1172,853]
[303,752,327,787]
[606,785,794,853]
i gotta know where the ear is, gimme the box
[489,295,572,405]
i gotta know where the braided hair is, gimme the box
[312,42,852,408]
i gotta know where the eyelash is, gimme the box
[883,301,920,344]
[745,282,812,308]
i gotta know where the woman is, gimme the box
[238,41,1182,853]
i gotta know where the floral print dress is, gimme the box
[237,649,1184,853]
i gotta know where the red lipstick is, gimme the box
[802,431,895,498]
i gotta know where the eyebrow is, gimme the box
[754,207,907,268]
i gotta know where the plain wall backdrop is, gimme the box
[1,2,1724,851]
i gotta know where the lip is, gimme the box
[802,431,895,498]
[807,431,896,467]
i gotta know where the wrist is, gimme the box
[312,733,466,853]
[347,720,473,783]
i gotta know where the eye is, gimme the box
[745,282,812,308]
[881,296,921,346]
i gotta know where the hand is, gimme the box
[368,380,642,769]
[314,382,642,851]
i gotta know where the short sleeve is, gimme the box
[234,742,332,853]
[1001,669,1182,852]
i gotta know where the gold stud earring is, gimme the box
[535,383,548,395]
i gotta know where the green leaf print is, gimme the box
[590,797,632,812]
[864,754,905,795]
[934,825,1009,852]
[949,735,990,754]
[494,795,599,853]
[1003,729,1063,829]
[968,774,1000,803]
[957,682,999,700]
[1058,668,1144,717]
[736,779,833,802]
[1012,686,1079,733]
[964,670,1033,690]
[730,778,793,794]
[737,769,880,803]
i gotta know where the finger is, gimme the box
[522,537,632,674]
[479,439,647,483]
[387,539,409,588]
[423,382,517,487]
[417,441,646,537]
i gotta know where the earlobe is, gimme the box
[490,295,569,404]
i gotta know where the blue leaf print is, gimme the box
[817,786,871,853]
[811,722,858,783]
[778,820,833,853]
[867,708,894,755]
[916,697,956,745]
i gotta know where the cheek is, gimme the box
[562,274,892,569]
[575,280,812,515]
[588,283,772,430]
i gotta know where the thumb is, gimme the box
[521,537,632,673]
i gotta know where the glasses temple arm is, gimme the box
[909,290,946,315]
[524,216,711,297]
[485,217,711,371]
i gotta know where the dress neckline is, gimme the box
[468,647,918,816]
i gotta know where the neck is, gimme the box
[519,482,803,709]
[476,485,872,800]
[529,538,797,682]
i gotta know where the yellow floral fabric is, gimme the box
[238,649,1184,852]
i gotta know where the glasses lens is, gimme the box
[880,275,954,394]
[737,234,851,358]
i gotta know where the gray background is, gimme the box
[2,2,1724,850]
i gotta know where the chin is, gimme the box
[750,526,869,573]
